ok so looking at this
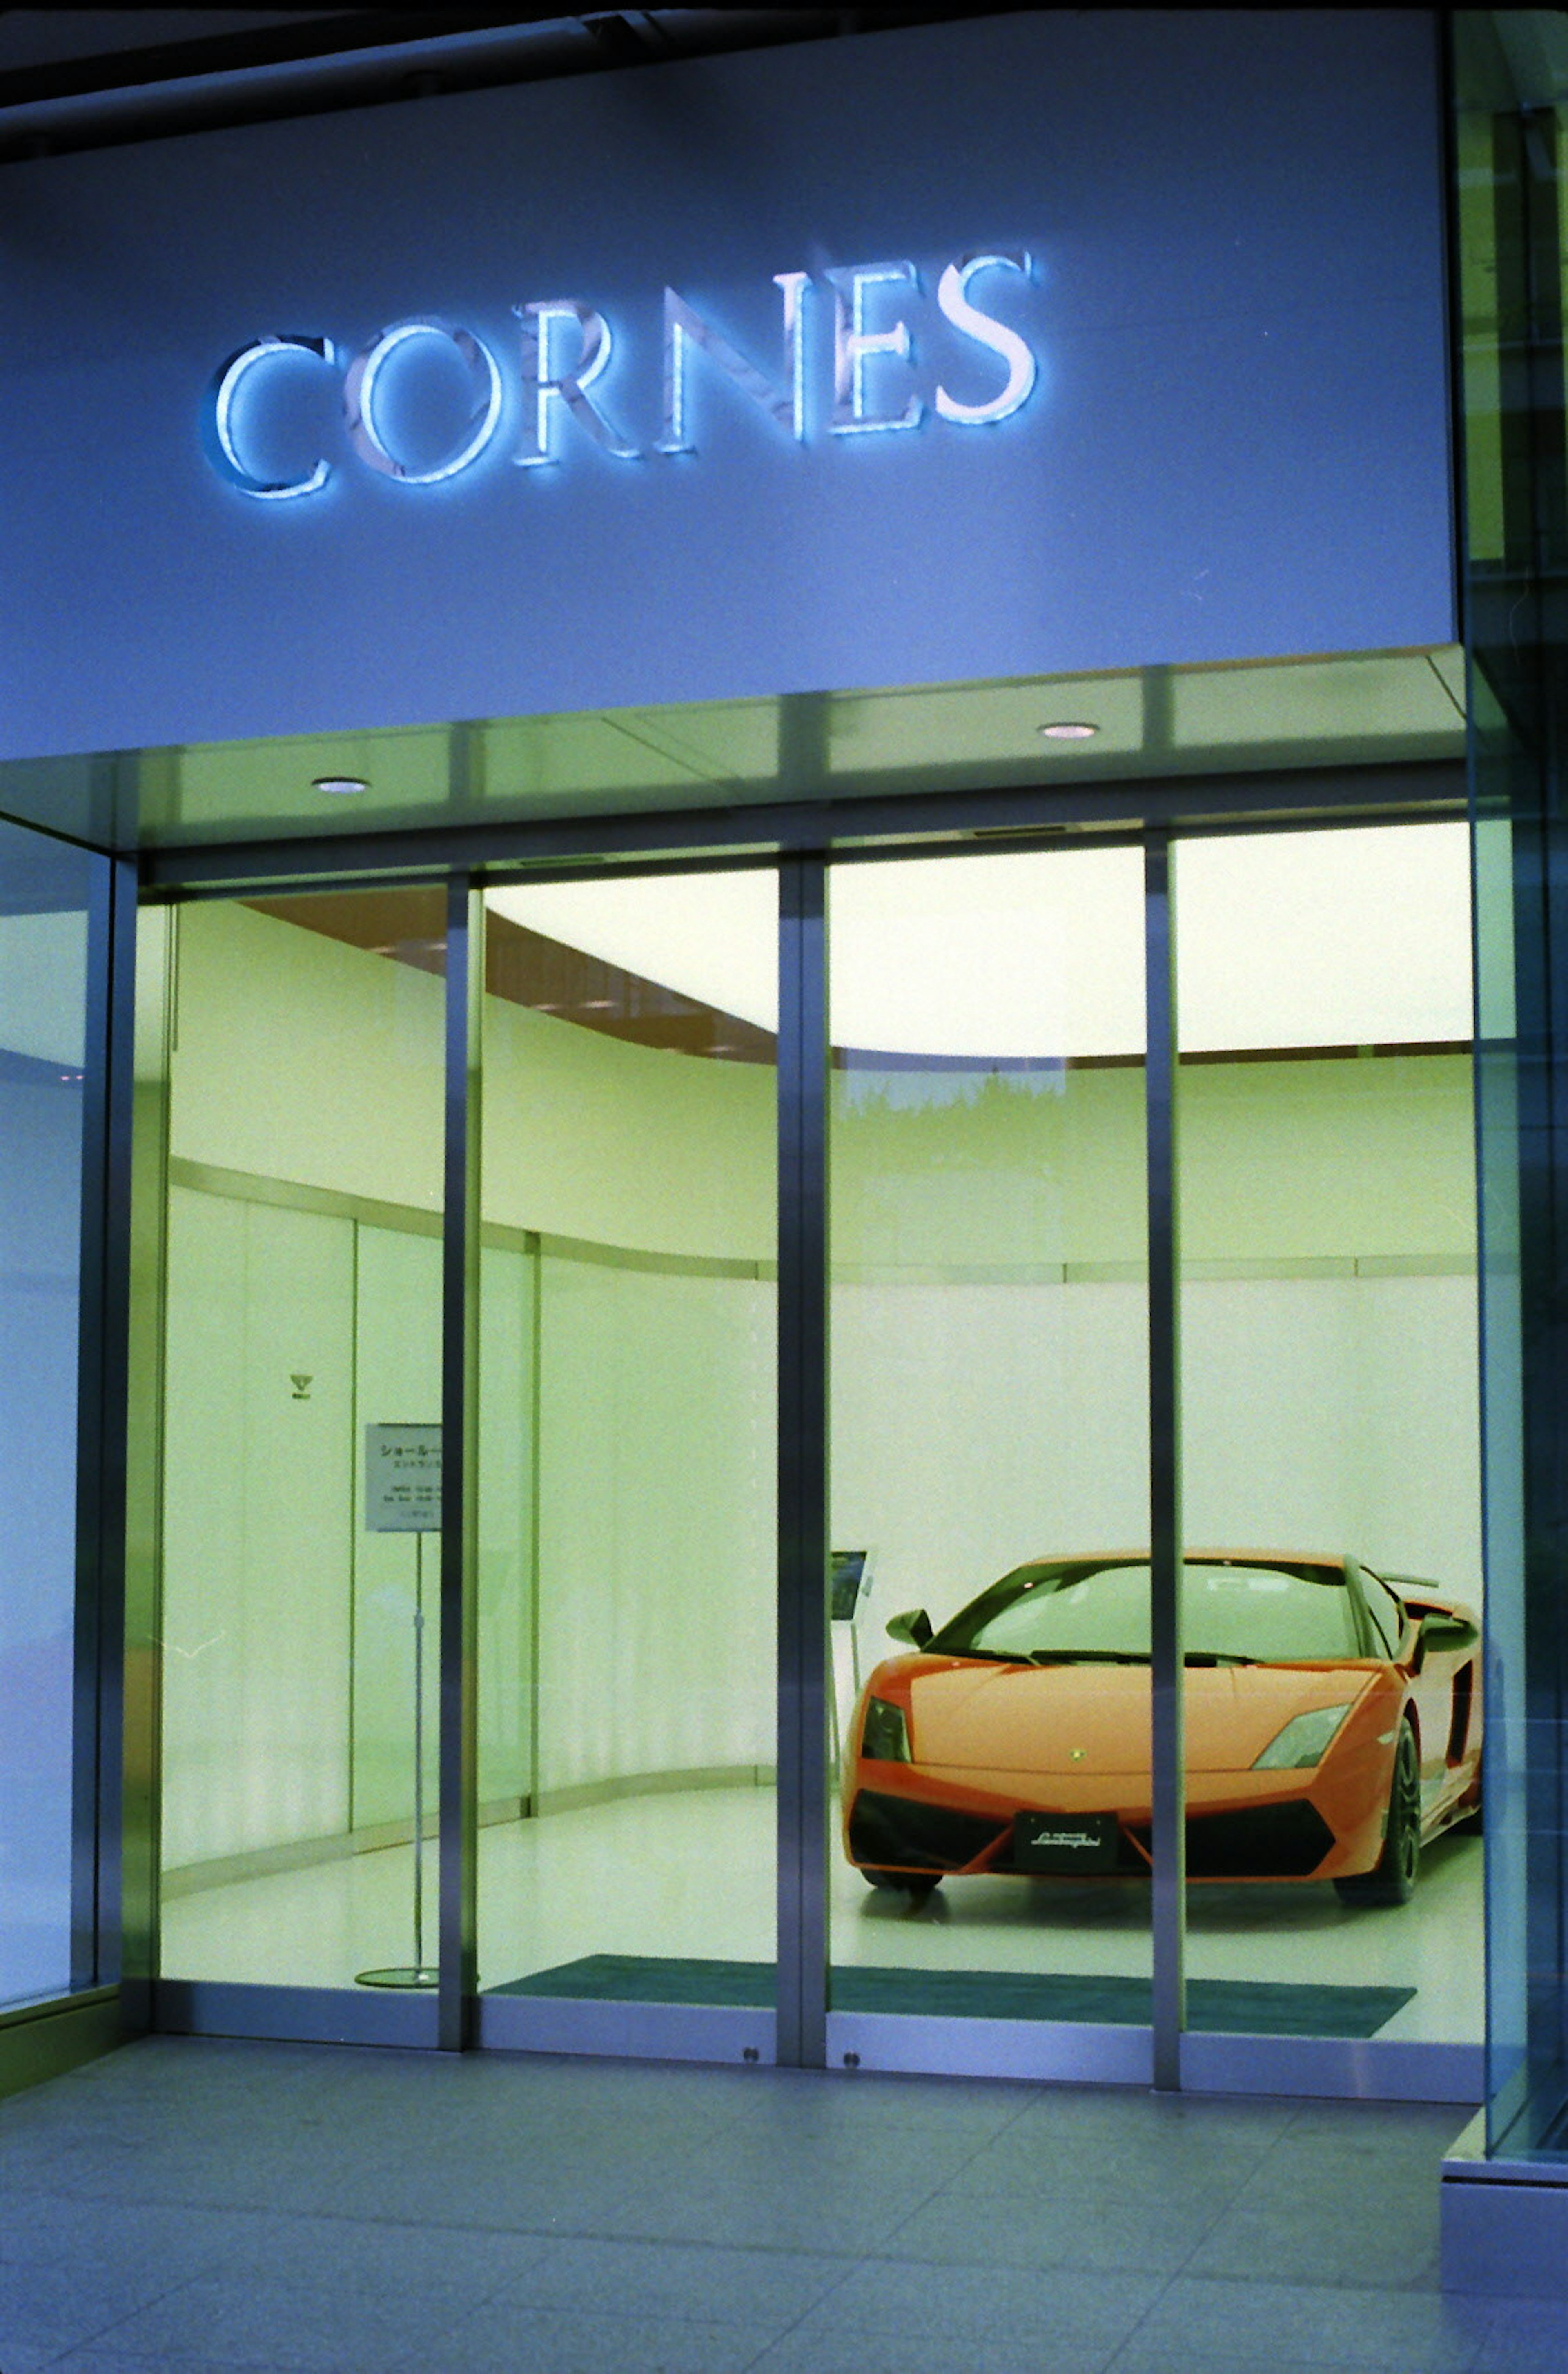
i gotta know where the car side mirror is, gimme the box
[886,1608,933,1650]
[1414,1611,1479,1671]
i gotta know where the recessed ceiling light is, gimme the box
[312,774,369,796]
[1037,721,1098,741]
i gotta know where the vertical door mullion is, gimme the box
[777,856,829,2069]
[89,855,138,1992]
[1145,833,1185,2089]
[439,878,481,2050]
[71,856,120,1989]
[121,894,174,2027]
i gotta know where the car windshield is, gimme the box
[932,1559,1361,1665]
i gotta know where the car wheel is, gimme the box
[1334,1721,1421,1907]
[861,1867,940,1900]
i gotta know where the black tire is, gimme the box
[861,1867,940,1900]
[1334,1721,1421,1907]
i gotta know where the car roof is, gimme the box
[1016,1550,1350,1574]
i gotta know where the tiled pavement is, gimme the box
[0,2037,1545,2372]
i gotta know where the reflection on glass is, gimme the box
[157,889,446,1991]
[1174,824,1482,2044]
[829,848,1152,2028]
[0,820,95,2010]
[475,872,777,2009]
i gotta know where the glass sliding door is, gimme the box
[826,848,1154,2070]
[0,820,101,2012]
[138,817,1486,2090]
[156,889,446,2011]
[1173,824,1482,2055]
[473,871,777,2044]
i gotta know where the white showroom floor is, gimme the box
[160,1782,1483,2044]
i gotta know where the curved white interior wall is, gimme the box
[829,1055,1480,1641]
[161,900,776,1875]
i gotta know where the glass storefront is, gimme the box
[129,811,1489,2076]
[3,6,1545,2124]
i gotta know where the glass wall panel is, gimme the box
[474,872,777,2010]
[827,849,1153,2031]
[157,889,447,1994]
[1452,11,1568,2161]
[0,819,98,2010]
[1174,824,1482,2047]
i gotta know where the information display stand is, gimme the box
[355,1424,442,1992]
[828,1548,874,1767]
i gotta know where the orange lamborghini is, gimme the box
[843,1553,1481,1904]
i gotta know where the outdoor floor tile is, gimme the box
[504,2235,850,2324]
[1470,2297,1568,2372]
[947,2120,1267,2204]
[0,2257,187,2361]
[1276,2101,1474,2149]
[1015,2088,1298,2146]
[626,2127,984,2205]
[776,2255,1163,2354]
[748,2329,1126,2374]
[388,2303,783,2374]
[1130,2274,1490,2372]
[0,2344,64,2374]
[180,2139,635,2233]
[45,2136,383,2213]
[50,2357,305,2374]
[189,2209,549,2292]
[1105,2353,1440,2374]
[882,2179,1227,2274]
[0,2194,259,2274]
[726,2068,1037,2139]
[0,2038,1522,2374]
[1243,2127,1464,2196]
[1185,2196,1441,2290]
[89,2269,490,2372]
[599,2173,914,2254]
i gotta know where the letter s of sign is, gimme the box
[934,252,1037,425]
[203,336,338,498]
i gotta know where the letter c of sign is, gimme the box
[203,335,337,499]
[342,318,503,484]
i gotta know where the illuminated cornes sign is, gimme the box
[203,250,1037,499]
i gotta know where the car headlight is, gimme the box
[1252,1704,1353,1770]
[861,1696,911,1762]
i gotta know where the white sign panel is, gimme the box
[365,1423,442,1534]
[0,11,1451,761]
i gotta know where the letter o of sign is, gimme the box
[342,318,503,483]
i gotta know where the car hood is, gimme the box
[891,1656,1375,1777]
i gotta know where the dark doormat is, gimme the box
[489,1954,1416,2038]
